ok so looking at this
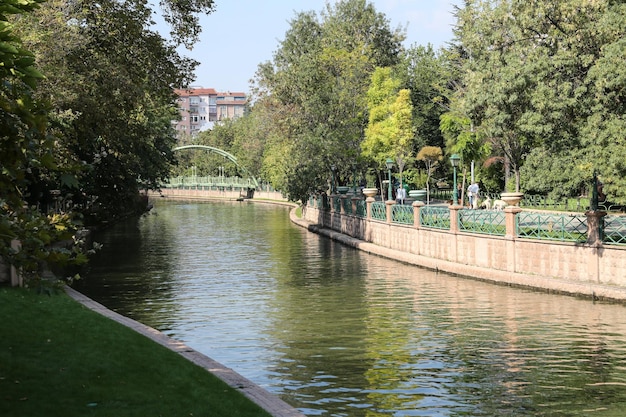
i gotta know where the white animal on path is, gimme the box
[492,199,507,210]
[480,196,492,210]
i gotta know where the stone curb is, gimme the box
[65,286,306,417]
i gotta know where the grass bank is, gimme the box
[0,287,273,417]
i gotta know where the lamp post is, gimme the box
[385,157,394,201]
[352,163,357,194]
[450,154,461,205]
[591,171,599,211]
[330,164,337,195]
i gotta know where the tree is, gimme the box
[1,0,216,285]
[453,0,626,200]
[0,0,90,285]
[362,67,414,198]
[251,0,405,203]
[401,44,448,151]
[13,0,216,224]
[416,146,443,204]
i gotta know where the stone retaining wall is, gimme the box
[301,199,626,301]
[150,188,288,201]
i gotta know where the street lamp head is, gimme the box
[450,154,461,168]
[385,157,394,170]
[331,164,336,172]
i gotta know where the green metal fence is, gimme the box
[420,206,451,229]
[332,196,341,213]
[459,210,506,236]
[355,200,367,218]
[371,202,386,221]
[603,215,626,245]
[307,194,626,247]
[392,204,413,225]
[165,175,255,189]
[516,212,588,242]
[342,197,352,215]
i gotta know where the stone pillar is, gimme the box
[366,197,375,220]
[10,239,21,287]
[385,200,396,224]
[351,197,359,215]
[340,195,348,214]
[503,206,522,273]
[504,206,522,239]
[585,210,607,283]
[448,205,463,234]
[412,201,425,228]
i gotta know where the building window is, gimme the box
[191,115,199,123]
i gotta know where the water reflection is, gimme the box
[76,201,626,416]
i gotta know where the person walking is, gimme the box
[396,185,406,204]
[467,182,480,209]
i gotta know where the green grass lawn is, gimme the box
[0,287,273,417]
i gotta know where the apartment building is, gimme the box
[174,87,247,138]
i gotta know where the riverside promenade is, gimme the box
[295,194,626,303]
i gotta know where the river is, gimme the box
[74,200,626,416]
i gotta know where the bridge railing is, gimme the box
[164,176,256,189]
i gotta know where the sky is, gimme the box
[171,0,462,94]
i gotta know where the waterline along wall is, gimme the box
[302,194,626,302]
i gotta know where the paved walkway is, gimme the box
[65,286,306,417]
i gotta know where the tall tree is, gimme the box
[0,0,90,284]
[1,0,215,285]
[401,44,448,151]
[362,67,414,197]
[252,0,404,203]
[454,0,626,200]
[13,0,215,224]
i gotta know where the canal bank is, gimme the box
[292,204,626,303]
[64,286,306,417]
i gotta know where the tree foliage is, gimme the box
[452,0,626,200]
[251,0,404,203]
[362,67,415,193]
[0,0,87,286]
[416,146,443,202]
[1,0,215,285]
[401,44,448,151]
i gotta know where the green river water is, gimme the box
[74,200,626,416]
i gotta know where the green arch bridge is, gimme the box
[163,145,259,190]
